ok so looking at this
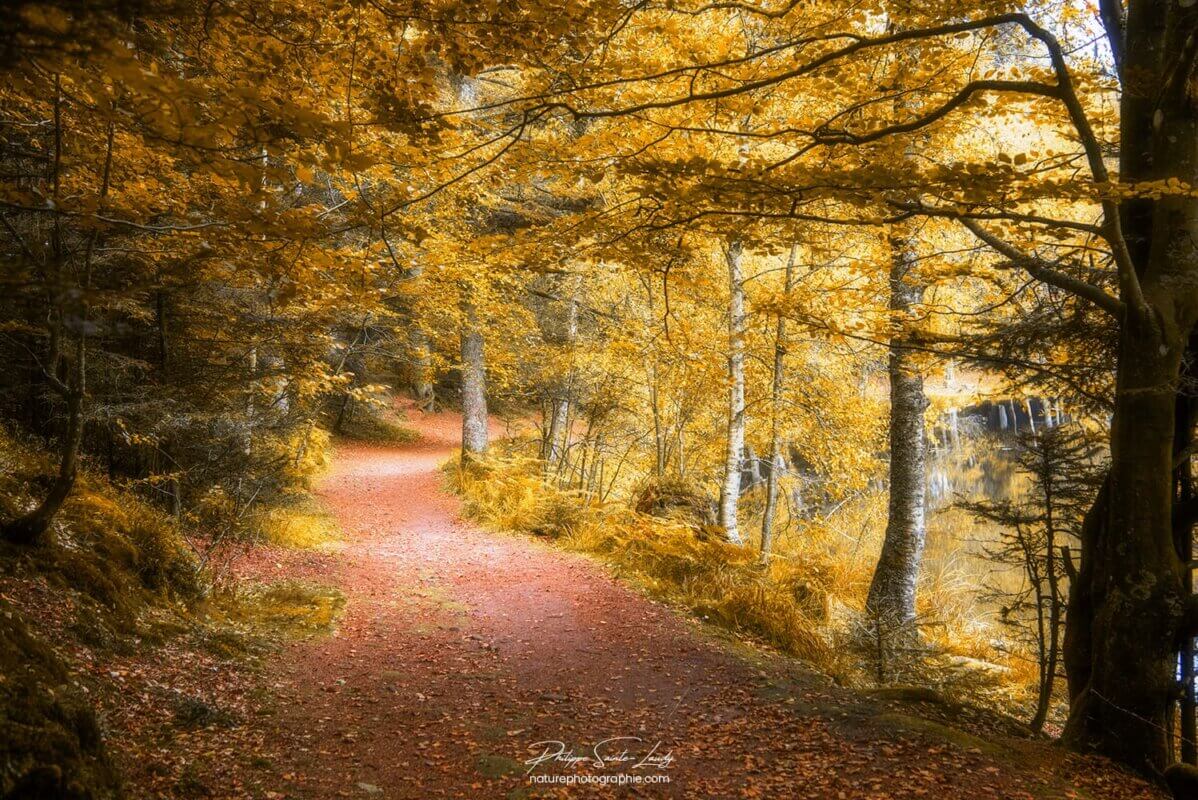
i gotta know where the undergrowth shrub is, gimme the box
[0,426,209,797]
[0,423,345,797]
[0,426,201,605]
[633,476,716,528]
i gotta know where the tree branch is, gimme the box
[808,79,1060,147]
[959,218,1125,319]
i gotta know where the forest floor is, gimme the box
[207,400,1162,800]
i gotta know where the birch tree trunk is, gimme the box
[865,230,927,625]
[544,281,579,471]
[642,275,667,477]
[460,302,488,461]
[719,241,746,545]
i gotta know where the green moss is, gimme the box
[475,753,522,779]
[872,712,1009,757]
[337,406,420,445]
[868,685,951,706]
[0,606,121,799]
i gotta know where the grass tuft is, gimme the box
[253,495,341,549]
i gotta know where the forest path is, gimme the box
[242,401,1151,800]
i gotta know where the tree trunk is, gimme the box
[3,94,102,545]
[1030,554,1051,734]
[745,445,762,487]
[411,328,436,411]
[866,230,927,625]
[1063,316,1189,773]
[3,385,83,545]
[643,275,667,477]
[1176,382,1196,764]
[719,241,746,545]
[650,363,666,477]
[761,244,796,563]
[406,264,436,411]
[460,304,489,461]
[1032,454,1063,734]
[334,390,353,435]
[543,282,579,470]
[1062,0,1198,774]
[544,396,569,464]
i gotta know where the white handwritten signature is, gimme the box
[524,737,676,774]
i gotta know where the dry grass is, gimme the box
[253,495,341,549]
[206,579,346,640]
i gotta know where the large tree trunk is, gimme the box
[761,244,797,563]
[866,230,927,625]
[1175,378,1196,764]
[460,305,489,461]
[1063,316,1190,773]
[719,241,746,545]
[1062,0,1198,775]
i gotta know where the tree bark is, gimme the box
[1063,315,1190,772]
[719,241,746,545]
[411,328,436,411]
[406,264,436,411]
[1062,0,1198,773]
[1032,448,1063,734]
[460,303,489,461]
[642,274,667,477]
[866,229,928,625]
[1176,381,1196,764]
[543,281,579,471]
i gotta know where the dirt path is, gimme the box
[240,403,1160,800]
